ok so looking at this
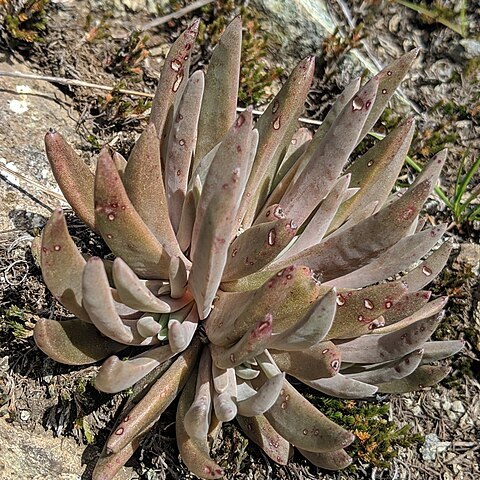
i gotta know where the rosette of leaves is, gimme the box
[33,17,463,480]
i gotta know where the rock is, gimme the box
[452,243,480,274]
[0,56,84,232]
[420,433,451,461]
[451,400,466,414]
[0,418,84,479]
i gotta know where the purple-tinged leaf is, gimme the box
[346,349,424,385]
[237,373,285,417]
[95,344,175,393]
[205,289,254,346]
[401,240,452,292]
[34,318,124,366]
[136,313,162,337]
[299,448,352,470]
[328,224,447,289]
[169,256,188,299]
[222,217,298,281]
[276,179,432,281]
[270,341,341,380]
[411,150,448,192]
[94,148,171,279]
[112,151,127,179]
[421,340,464,363]
[376,365,451,393]
[210,314,273,369]
[212,365,231,394]
[194,16,242,167]
[40,208,89,322]
[301,374,378,399]
[112,258,174,313]
[273,127,312,188]
[92,435,143,480]
[280,176,350,261]
[124,124,185,262]
[252,371,354,453]
[176,366,224,480]
[190,110,253,318]
[106,338,201,454]
[83,257,159,346]
[165,71,205,231]
[239,56,315,227]
[330,119,415,232]
[168,306,199,354]
[176,189,196,252]
[374,296,447,334]
[269,288,337,351]
[237,414,291,465]
[337,312,443,363]
[329,200,378,236]
[382,290,431,325]
[327,281,408,340]
[44,130,95,230]
[185,349,213,441]
[149,20,199,144]
[280,77,379,226]
[217,265,322,346]
[359,49,419,140]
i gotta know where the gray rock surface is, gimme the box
[0,57,83,232]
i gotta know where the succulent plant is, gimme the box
[33,17,463,480]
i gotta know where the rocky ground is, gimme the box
[0,0,479,479]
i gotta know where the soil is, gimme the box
[0,1,479,479]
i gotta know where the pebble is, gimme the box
[451,400,466,414]
[19,410,31,421]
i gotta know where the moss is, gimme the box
[305,394,423,469]
[2,0,50,44]
[2,305,34,339]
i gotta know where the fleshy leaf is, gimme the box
[149,19,199,145]
[123,124,185,262]
[83,257,158,346]
[330,119,415,231]
[176,364,224,480]
[106,338,201,454]
[280,76,379,226]
[269,288,337,351]
[299,448,352,470]
[328,224,447,289]
[34,318,124,365]
[94,148,171,279]
[44,130,95,230]
[270,341,341,380]
[359,49,419,139]
[165,71,205,232]
[222,216,298,281]
[376,365,451,393]
[302,374,378,399]
[239,56,316,226]
[337,312,444,363]
[190,110,253,319]
[237,414,291,465]
[345,349,424,385]
[327,281,408,340]
[95,344,175,393]
[421,340,464,363]
[275,179,432,281]
[194,16,242,167]
[40,208,89,322]
[236,373,284,417]
[253,371,354,453]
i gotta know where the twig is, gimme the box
[0,70,324,126]
[0,70,154,97]
[0,163,66,202]
[140,0,215,31]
